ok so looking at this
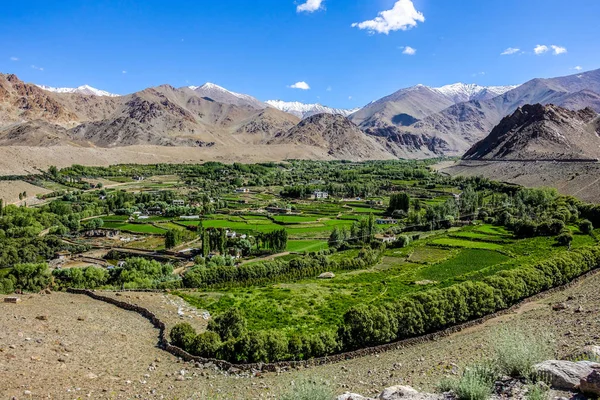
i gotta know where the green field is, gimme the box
[286,240,328,253]
[101,222,167,234]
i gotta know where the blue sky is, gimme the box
[1,0,599,108]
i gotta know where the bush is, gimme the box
[491,326,554,379]
[192,331,222,358]
[170,323,196,349]
[280,380,334,400]
[525,383,549,400]
[208,308,247,341]
[580,219,594,234]
[439,364,495,400]
[556,231,573,247]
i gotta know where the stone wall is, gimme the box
[66,266,600,372]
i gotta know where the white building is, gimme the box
[172,199,185,206]
[235,188,250,193]
[313,191,329,199]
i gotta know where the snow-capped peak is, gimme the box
[36,84,119,97]
[189,82,265,109]
[266,100,360,119]
[431,82,518,102]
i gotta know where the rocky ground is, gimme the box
[1,271,599,399]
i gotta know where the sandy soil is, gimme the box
[0,180,51,205]
[440,160,600,203]
[0,145,340,176]
[1,270,599,399]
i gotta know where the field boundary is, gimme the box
[67,265,600,372]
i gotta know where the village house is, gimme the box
[172,199,185,206]
[376,218,398,225]
[313,190,329,200]
[235,188,250,193]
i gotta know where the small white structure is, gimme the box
[180,215,200,220]
[235,188,250,193]
[313,191,329,199]
[376,218,398,225]
[172,200,185,206]
[226,230,237,239]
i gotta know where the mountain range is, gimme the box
[1,68,600,162]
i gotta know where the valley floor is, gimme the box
[440,160,600,203]
[1,271,598,399]
[0,144,340,176]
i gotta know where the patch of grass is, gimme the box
[407,247,454,264]
[280,380,334,400]
[430,238,504,250]
[439,364,496,400]
[491,326,554,379]
[417,249,510,282]
[286,240,328,253]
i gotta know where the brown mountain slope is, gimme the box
[268,114,393,161]
[463,104,600,161]
[0,74,302,148]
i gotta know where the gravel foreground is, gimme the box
[1,272,599,400]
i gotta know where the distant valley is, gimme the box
[1,68,600,172]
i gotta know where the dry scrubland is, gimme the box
[0,180,51,204]
[440,160,600,203]
[1,272,599,400]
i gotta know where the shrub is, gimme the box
[491,326,554,379]
[208,308,248,341]
[191,331,222,358]
[580,219,594,235]
[170,323,196,349]
[280,380,334,400]
[556,230,573,247]
[439,364,495,400]
[525,383,549,400]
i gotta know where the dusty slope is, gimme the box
[269,113,394,161]
[463,104,600,161]
[0,144,338,176]
[0,180,51,204]
[1,270,599,399]
[441,160,600,203]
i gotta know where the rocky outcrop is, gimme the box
[463,104,600,161]
[533,360,600,390]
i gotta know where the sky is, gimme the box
[1,0,600,108]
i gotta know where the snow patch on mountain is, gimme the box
[190,83,265,109]
[266,100,360,119]
[36,84,120,97]
[431,83,519,103]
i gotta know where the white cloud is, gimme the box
[573,66,582,71]
[348,96,353,100]
[326,86,332,92]
[352,0,425,35]
[289,81,310,90]
[501,47,520,55]
[551,45,567,55]
[10,56,19,61]
[30,65,44,71]
[534,45,549,55]
[122,70,127,74]
[399,46,416,55]
[297,0,324,13]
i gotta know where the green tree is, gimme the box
[388,193,411,214]
[208,308,248,341]
[165,229,182,249]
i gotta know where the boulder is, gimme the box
[533,360,600,390]
[580,368,600,396]
[318,272,335,279]
[378,386,442,400]
[337,394,373,400]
